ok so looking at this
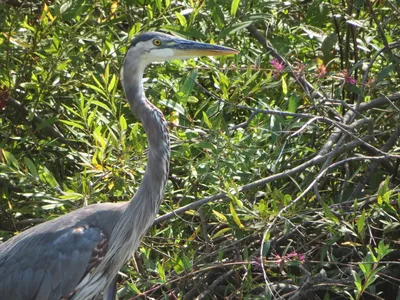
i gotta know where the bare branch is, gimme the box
[318,92,400,156]
[356,41,400,109]
[154,139,373,225]
[245,24,321,101]
[352,126,400,198]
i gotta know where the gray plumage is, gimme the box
[0,32,237,300]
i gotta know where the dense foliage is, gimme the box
[1,0,399,299]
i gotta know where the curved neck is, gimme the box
[122,55,170,214]
[75,49,171,298]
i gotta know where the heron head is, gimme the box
[125,32,238,67]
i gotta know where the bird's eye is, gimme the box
[153,39,161,46]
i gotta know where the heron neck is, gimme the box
[121,57,170,216]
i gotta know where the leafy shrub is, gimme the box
[1,0,399,299]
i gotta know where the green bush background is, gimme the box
[1,0,399,299]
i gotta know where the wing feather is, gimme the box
[0,225,107,300]
[21,267,34,299]
[36,271,52,300]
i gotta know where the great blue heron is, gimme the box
[0,32,237,299]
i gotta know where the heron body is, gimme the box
[0,32,237,300]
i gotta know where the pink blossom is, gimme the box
[270,58,285,78]
[287,251,298,258]
[270,58,285,72]
[273,251,305,265]
[342,70,357,85]
[316,64,327,78]
[345,75,357,85]
[273,253,282,265]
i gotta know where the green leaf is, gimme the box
[288,93,299,113]
[322,33,338,59]
[175,12,187,27]
[108,74,117,93]
[59,0,86,20]
[39,167,58,188]
[42,203,64,210]
[230,0,241,16]
[159,99,186,115]
[59,191,83,201]
[93,126,106,149]
[23,157,38,179]
[305,1,330,27]
[84,82,107,97]
[212,209,227,223]
[119,115,127,131]
[377,240,392,259]
[157,262,166,282]
[364,274,379,289]
[262,240,271,257]
[91,100,112,113]
[378,177,390,197]
[230,202,244,228]
[2,150,19,169]
[60,0,73,14]
[357,209,366,238]
[181,70,198,102]
[212,227,231,239]
[352,270,362,291]
[281,74,288,95]
[202,112,212,129]
[181,254,192,270]
[60,119,85,130]
[377,177,391,204]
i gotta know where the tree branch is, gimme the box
[154,138,373,225]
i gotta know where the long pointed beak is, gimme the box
[172,39,239,57]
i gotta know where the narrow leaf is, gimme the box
[24,157,38,179]
[231,0,241,16]
[281,75,288,95]
[120,115,127,131]
[212,209,228,223]
[230,202,244,228]
[2,150,19,169]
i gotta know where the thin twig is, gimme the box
[245,24,321,101]
[154,140,376,225]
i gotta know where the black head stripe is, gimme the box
[129,32,157,49]
[129,32,175,49]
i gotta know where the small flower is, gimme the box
[345,75,357,85]
[287,251,298,258]
[274,251,305,264]
[270,58,285,78]
[270,58,285,71]
[316,64,327,78]
[273,253,282,265]
[341,70,357,85]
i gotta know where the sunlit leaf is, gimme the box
[230,0,241,16]
[230,202,244,228]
